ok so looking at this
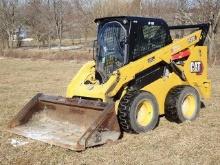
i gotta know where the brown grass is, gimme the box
[0,48,93,61]
[0,58,219,165]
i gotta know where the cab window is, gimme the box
[132,24,168,59]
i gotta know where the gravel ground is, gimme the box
[0,58,219,165]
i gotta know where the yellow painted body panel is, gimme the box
[66,30,211,115]
[142,46,211,114]
[142,72,184,114]
[66,61,119,101]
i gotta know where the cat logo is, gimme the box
[190,61,202,73]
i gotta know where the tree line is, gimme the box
[0,0,219,61]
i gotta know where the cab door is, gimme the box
[96,21,127,82]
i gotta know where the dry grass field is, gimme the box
[1,48,93,61]
[0,58,219,165]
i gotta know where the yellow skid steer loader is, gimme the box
[8,16,211,151]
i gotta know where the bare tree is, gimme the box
[73,0,94,41]
[0,0,219,62]
[52,0,64,50]
[176,0,220,63]
[42,0,55,49]
[24,0,49,48]
[130,0,142,16]
[0,0,20,49]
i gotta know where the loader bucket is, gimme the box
[7,93,120,151]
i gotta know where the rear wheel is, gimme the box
[118,91,159,133]
[165,86,200,123]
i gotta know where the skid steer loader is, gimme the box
[8,16,211,151]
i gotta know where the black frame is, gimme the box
[129,19,172,61]
[95,16,172,64]
[169,23,210,45]
[95,21,127,82]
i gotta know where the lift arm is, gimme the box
[107,30,203,97]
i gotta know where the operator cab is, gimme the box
[94,16,172,82]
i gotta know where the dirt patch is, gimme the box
[0,58,219,165]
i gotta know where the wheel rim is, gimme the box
[181,94,196,119]
[136,100,154,126]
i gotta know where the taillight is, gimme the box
[172,49,191,61]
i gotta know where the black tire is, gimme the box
[165,86,200,123]
[118,91,159,133]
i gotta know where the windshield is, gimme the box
[96,21,126,82]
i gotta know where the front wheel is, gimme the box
[118,91,159,133]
